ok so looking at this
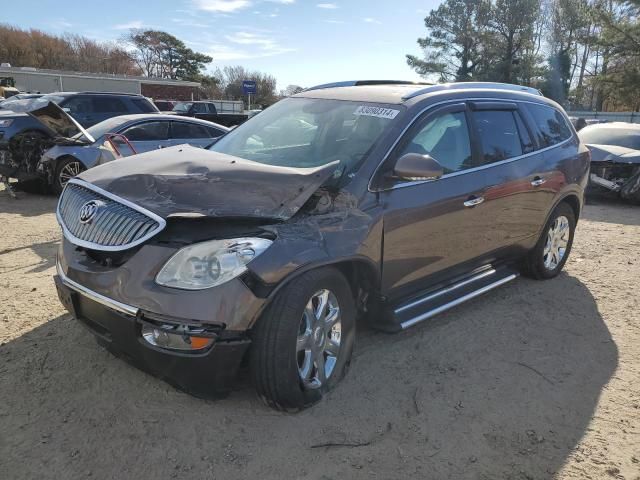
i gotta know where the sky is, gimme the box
[2,0,441,90]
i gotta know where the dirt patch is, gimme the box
[0,187,638,480]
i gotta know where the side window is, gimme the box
[93,97,128,114]
[206,103,217,114]
[131,98,156,113]
[122,122,169,141]
[397,111,472,174]
[62,96,92,114]
[207,126,225,138]
[514,111,535,154]
[525,104,572,147]
[471,110,523,164]
[192,103,208,114]
[171,122,212,139]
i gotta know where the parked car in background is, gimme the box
[42,114,228,192]
[171,100,248,127]
[579,122,640,203]
[46,92,159,127]
[53,81,589,410]
[153,99,176,112]
[0,93,43,108]
[0,93,159,189]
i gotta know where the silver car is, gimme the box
[42,114,228,193]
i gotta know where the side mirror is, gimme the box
[393,153,444,181]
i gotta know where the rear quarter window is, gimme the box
[131,98,158,113]
[525,103,573,148]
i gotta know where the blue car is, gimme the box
[41,114,228,192]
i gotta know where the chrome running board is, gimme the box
[399,273,518,329]
[373,265,520,332]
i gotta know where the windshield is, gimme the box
[38,94,68,106]
[209,97,400,179]
[579,127,640,150]
[172,102,192,113]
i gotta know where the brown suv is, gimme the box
[53,81,590,410]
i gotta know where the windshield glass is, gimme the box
[38,94,68,106]
[172,102,192,113]
[209,97,400,178]
[579,127,640,150]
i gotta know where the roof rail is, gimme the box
[402,82,543,100]
[304,80,433,92]
[74,91,143,96]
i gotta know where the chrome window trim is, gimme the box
[368,97,575,192]
[56,259,138,316]
[56,178,167,252]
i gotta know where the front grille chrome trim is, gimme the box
[56,178,166,252]
[56,260,139,317]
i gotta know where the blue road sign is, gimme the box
[242,80,257,95]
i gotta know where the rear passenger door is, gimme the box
[467,100,561,250]
[466,101,541,249]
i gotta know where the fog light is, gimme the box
[141,323,215,351]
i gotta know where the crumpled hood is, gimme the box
[4,99,94,143]
[587,143,640,164]
[78,145,339,221]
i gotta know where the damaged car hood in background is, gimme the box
[8,99,94,143]
[587,143,640,164]
[78,146,340,221]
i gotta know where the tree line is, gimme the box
[407,0,640,111]
[0,25,281,105]
[0,24,136,75]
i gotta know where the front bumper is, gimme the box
[54,264,251,397]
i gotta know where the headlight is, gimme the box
[0,119,14,128]
[155,237,272,290]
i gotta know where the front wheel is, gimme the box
[54,157,85,194]
[523,202,576,279]
[251,267,356,411]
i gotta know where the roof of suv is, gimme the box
[295,81,543,105]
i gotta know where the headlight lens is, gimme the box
[155,237,272,290]
[0,119,14,128]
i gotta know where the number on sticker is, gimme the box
[353,106,400,120]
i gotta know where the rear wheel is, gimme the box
[251,267,356,411]
[523,202,576,279]
[54,157,85,194]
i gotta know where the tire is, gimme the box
[54,157,85,194]
[523,202,576,280]
[250,267,356,411]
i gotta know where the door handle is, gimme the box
[463,196,485,207]
[531,176,547,187]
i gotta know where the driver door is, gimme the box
[376,103,496,300]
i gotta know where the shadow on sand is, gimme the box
[0,271,617,479]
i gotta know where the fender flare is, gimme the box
[246,255,381,329]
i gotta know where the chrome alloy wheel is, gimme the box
[58,161,83,188]
[296,289,342,389]
[543,215,570,270]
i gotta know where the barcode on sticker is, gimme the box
[354,106,400,120]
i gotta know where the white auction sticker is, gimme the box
[353,105,400,120]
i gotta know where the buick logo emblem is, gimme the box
[79,200,103,224]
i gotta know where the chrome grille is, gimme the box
[57,180,165,251]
